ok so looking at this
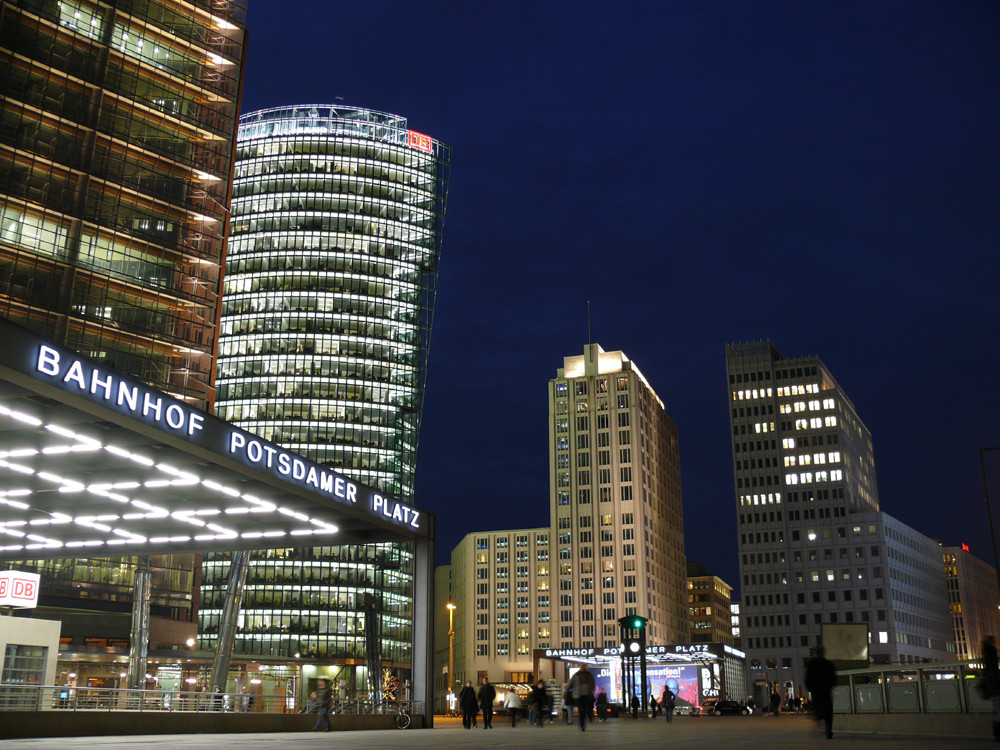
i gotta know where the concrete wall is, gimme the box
[0,615,61,685]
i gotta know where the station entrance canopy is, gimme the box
[0,319,431,559]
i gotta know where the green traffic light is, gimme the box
[633,618,642,628]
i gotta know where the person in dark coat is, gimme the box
[458,680,478,730]
[805,646,837,739]
[982,636,1000,741]
[770,686,781,716]
[662,685,676,722]
[630,692,640,719]
[529,680,548,727]
[595,689,609,722]
[568,664,595,731]
[478,677,497,729]
[312,679,332,732]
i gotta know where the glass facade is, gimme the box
[0,0,246,650]
[202,106,450,677]
[0,0,246,409]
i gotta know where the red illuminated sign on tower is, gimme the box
[407,130,433,153]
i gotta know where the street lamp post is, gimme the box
[980,447,1000,601]
[446,601,457,712]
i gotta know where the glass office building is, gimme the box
[203,105,450,688]
[0,0,246,409]
[0,0,246,655]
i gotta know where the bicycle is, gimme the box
[394,702,411,729]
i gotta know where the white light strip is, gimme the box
[0,406,42,426]
[278,507,310,522]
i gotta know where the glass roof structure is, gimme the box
[0,319,429,560]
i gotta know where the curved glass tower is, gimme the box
[200,105,449,693]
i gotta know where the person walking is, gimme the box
[662,685,676,722]
[630,692,640,719]
[595,689,609,722]
[458,680,478,730]
[504,689,523,727]
[649,693,659,718]
[805,646,838,740]
[478,677,497,729]
[568,664,596,731]
[770,685,781,716]
[981,636,1000,741]
[529,680,548,727]
[312,679,332,732]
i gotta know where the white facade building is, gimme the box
[435,345,687,707]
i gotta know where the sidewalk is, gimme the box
[3,714,999,749]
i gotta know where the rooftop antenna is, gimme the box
[587,300,592,358]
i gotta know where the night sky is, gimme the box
[240,2,1000,592]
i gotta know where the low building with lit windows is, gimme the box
[687,561,734,645]
[942,544,1000,660]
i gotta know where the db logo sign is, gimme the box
[407,130,433,153]
[0,571,40,608]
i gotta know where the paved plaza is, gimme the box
[3,715,1000,750]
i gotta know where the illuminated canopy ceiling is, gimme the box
[0,320,430,560]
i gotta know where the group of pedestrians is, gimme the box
[458,677,496,729]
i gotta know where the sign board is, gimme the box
[407,130,433,153]
[0,570,40,607]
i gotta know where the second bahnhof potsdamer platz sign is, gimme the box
[0,318,430,559]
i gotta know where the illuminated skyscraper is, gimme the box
[203,105,450,687]
[549,344,687,648]
[0,0,246,665]
[727,342,951,700]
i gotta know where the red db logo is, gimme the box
[407,131,433,153]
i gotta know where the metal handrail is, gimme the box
[0,685,423,716]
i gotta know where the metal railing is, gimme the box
[0,685,423,719]
[833,660,991,715]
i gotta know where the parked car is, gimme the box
[706,700,752,716]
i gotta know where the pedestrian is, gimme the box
[770,686,781,716]
[562,680,574,723]
[595,689,609,722]
[805,646,837,739]
[504,689,523,727]
[630,692,640,719]
[213,686,223,712]
[529,680,548,727]
[568,664,596,731]
[303,690,318,715]
[313,678,332,732]
[982,636,1000,741]
[478,677,497,729]
[458,680,478,730]
[661,685,676,723]
[649,693,659,718]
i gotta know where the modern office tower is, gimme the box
[204,105,450,687]
[0,0,246,658]
[943,545,1000,660]
[727,342,952,696]
[687,561,734,645]
[550,344,687,648]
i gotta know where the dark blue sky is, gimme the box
[242,2,1000,591]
